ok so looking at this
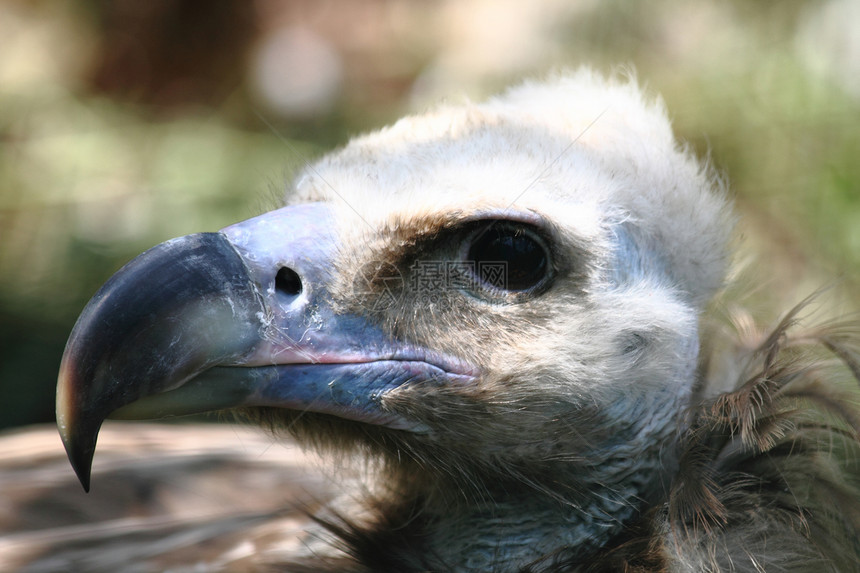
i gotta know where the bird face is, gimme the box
[58,72,729,499]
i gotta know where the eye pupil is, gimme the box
[467,225,548,291]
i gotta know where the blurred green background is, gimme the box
[1,0,858,430]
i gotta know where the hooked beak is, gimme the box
[57,203,475,491]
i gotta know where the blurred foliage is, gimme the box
[0,0,857,430]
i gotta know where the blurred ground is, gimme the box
[0,0,858,431]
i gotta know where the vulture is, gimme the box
[50,69,860,572]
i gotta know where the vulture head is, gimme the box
[59,71,856,571]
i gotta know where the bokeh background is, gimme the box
[1,0,858,431]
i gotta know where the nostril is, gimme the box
[275,267,302,296]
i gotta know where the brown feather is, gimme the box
[580,298,860,573]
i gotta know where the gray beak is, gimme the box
[57,203,474,491]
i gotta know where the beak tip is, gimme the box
[64,435,95,493]
[58,417,98,493]
[77,471,92,494]
[57,365,93,491]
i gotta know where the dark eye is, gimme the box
[466,223,550,292]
